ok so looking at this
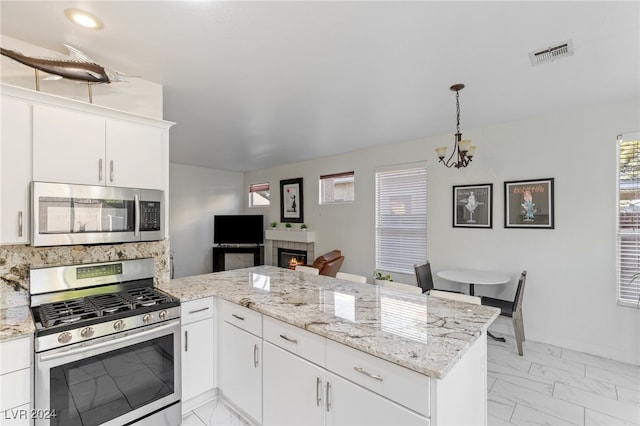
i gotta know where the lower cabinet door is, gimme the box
[262,342,325,426]
[182,318,214,402]
[325,372,429,426]
[218,322,262,423]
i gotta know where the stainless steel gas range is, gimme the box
[29,258,181,426]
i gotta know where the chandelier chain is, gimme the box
[455,90,461,134]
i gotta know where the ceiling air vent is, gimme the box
[529,40,574,66]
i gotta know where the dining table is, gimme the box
[436,269,511,296]
[437,268,511,342]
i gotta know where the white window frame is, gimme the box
[248,182,270,208]
[617,132,640,308]
[375,162,427,275]
[319,171,355,204]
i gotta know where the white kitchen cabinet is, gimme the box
[0,336,33,426]
[263,342,325,426]
[181,297,216,414]
[325,372,428,426]
[218,300,262,424]
[0,95,32,245]
[32,104,105,186]
[32,103,165,190]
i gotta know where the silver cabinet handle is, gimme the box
[18,211,23,237]
[316,377,322,407]
[279,334,298,344]
[109,160,114,182]
[184,330,188,352]
[134,194,140,237]
[325,381,331,412]
[253,344,259,368]
[189,307,210,315]
[98,158,103,181]
[354,366,383,381]
[232,313,245,321]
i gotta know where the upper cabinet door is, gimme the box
[106,119,163,190]
[33,104,106,185]
[0,96,32,245]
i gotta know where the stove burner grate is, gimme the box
[36,287,176,329]
[39,299,99,328]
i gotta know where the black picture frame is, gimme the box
[504,178,555,229]
[280,178,304,223]
[453,183,493,228]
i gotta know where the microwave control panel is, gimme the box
[140,201,161,231]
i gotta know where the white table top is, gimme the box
[437,269,511,285]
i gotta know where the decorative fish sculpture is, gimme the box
[0,44,123,84]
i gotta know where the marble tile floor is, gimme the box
[182,337,640,425]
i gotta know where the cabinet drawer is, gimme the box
[263,315,326,368]
[326,339,430,417]
[181,297,215,325]
[0,336,31,375]
[219,299,262,337]
[0,368,30,412]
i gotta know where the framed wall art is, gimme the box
[504,178,554,229]
[453,183,493,228]
[280,177,304,223]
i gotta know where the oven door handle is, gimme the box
[39,320,179,362]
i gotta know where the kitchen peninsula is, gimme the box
[161,265,500,426]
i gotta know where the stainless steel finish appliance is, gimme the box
[30,258,181,426]
[31,181,164,247]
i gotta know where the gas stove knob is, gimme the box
[58,331,72,344]
[143,313,153,324]
[113,320,126,331]
[159,310,169,320]
[81,327,94,339]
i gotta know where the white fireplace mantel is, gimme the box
[265,230,316,243]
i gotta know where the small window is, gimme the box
[617,132,640,307]
[319,171,355,204]
[249,182,270,207]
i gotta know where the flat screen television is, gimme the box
[214,215,264,245]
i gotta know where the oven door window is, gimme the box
[38,196,134,234]
[49,335,174,426]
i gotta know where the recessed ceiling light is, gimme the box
[64,8,103,30]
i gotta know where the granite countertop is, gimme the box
[160,265,500,379]
[0,305,35,341]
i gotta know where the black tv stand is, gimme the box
[212,245,264,272]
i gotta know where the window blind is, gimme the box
[617,132,640,307]
[375,163,427,275]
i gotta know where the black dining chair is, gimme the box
[414,262,462,294]
[481,270,527,356]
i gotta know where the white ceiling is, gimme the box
[1,1,638,172]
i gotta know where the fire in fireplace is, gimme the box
[278,248,308,270]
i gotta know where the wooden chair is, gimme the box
[336,272,367,283]
[414,262,461,294]
[295,265,320,275]
[481,270,527,355]
[382,280,423,294]
[429,290,481,305]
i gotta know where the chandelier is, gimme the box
[435,84,476,168]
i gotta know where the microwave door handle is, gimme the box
[134,193,140,237]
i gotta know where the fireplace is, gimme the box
[278,248,308,270]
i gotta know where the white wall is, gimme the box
[244,98,640,364]
[169,163,244,278]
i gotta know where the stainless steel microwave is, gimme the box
[31,181,164,247]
